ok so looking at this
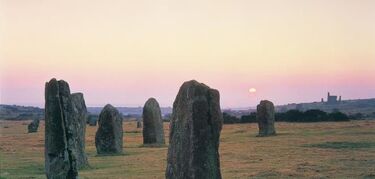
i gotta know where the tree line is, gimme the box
[223,109,356,124]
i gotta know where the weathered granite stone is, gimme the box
[28,118,39,133]
[142,98,165,145]
[71,93,89,168]
[166,80,223,179]
[44,78,78,179]
[95,104,123,154]
[256,100,276,137]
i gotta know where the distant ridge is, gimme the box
[86,106,172,117]
[2,98,375,120]
[275,98,375,115]
[0,104,172,120]
[0,104,44,120]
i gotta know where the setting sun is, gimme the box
[249,88,257,93]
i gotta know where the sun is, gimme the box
[249,88,257,93]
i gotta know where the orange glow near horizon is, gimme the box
[1,0,374,108]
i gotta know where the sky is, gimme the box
[1,0,374,108]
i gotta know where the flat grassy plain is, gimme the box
[1,120,375,179]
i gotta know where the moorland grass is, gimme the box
[304,141,375,149]
[0,120,375,178]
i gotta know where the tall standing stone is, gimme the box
[95,104,123,154]
[44,78,78,179]
[166,80,223,179]
[142,98,165,145]
[256,100,276,137]
[28,118,40,133]
[70,93,89,168]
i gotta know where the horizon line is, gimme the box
[2,97,375,109]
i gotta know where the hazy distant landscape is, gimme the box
[86,106,172,117]
[2,98,375,121]
[276,98,375,115]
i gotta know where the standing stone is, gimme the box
[256,100,276,137]
[87,114,98,126]
[95,104,123,154]
[166,80,223,179]
[44,78,78,179]
[71,93,89,168]
[137,120,142,128]
[28,118,40,133]
[142,98,165,145]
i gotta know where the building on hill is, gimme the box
[326,92,341,104]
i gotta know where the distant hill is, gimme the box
[0,104,173,120]
[87,107,172,117]
[2,98,374,120]
[0,104,44,120]
[223,98,375,119]
[275,98,375,116]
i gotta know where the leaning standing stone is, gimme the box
[166,80,223,179]
[95,104,123,154]
[71,93,89,168]
[28,118,40,133]
[256,100,276,137]
[44,78,78,179]
[142,98,165,145]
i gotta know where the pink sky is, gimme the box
[1,0,375,108]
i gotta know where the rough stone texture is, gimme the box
[166,80,223,179]
[256,100,276,137]
[142,98,165,145]
[137,120,142,128]
[28,118,40,133]
[70,93,89,168]
[44,78,78,179]
[95,104,123,154]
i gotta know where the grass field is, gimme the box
[1,120,375,178]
